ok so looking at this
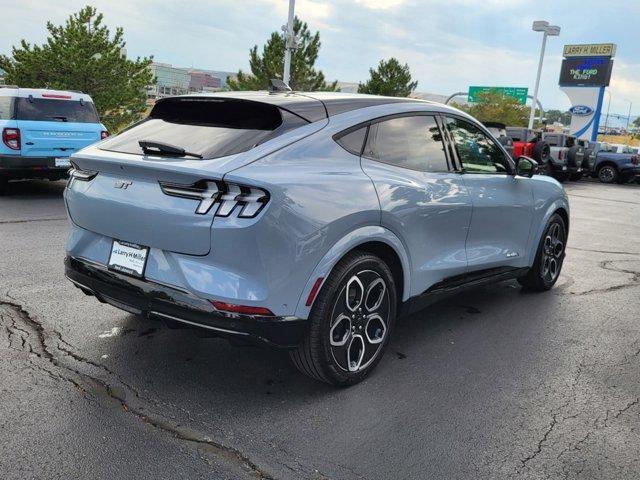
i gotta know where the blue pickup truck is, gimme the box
[0,86,108,194]
[577,140,640,184]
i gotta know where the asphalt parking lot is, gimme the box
[1,178,639,480]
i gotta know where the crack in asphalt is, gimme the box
[0,217,67,225]
[571,259,640,296]
[566,193,640,206]
[0,297,279,480]
[567,246,640,256]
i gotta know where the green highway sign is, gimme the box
[468,86,529,105]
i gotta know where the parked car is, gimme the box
[0,86,108,194]
[64,92,569,385]
[589,143,640,184]
[504,127,560,178]
[542,133,585,181]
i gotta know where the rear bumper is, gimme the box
[64,255,307,348]
[0,155,70,180]
[621,166,640,178]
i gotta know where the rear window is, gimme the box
[100,97,309,159]
[16,97,100,123]
[0,96,13,120]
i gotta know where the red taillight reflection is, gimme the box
[305,277,324,307]
[2,128,21,150]
[210,300,274,317]
[100,131,109,140]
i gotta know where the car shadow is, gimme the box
[2,179,67,197]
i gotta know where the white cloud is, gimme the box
[355,0,407,9]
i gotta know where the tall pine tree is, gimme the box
[228,17,337,91]
[0,6,153,132]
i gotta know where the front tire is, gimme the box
[518,213,567,291]
[290,251,397,386]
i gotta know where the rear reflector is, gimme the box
[210,301,274,317]
[305,277,324,307]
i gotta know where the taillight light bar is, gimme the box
[2,128,21,150]
[68,162,98,182]
[159,180,269,218]
[631,155,639,165]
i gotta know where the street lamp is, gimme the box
[625,100,633,132]
[282,0,297,86]
[603,89,611,134]
[528,21,560,130]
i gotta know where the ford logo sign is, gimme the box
[569,105,594,116]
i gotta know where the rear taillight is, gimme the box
[159,180,269,218]
[101,131,110,140]
[2,128,21,150]
[558,150,564,160]
[68,162,98,184]
[632,155,639,165]
[210,301,274,317]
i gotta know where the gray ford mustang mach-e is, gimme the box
[64,91,569,385]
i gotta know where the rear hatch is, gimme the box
[66,95,323,256]
[15,95,103,158]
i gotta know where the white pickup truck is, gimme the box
[542,133,585,181]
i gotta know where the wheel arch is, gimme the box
[294,226,411,319]
[526,195,570,267]
[596,161,619,172]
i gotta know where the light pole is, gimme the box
[282,0,296,85]
[625,100,633,132]
[603,89,611,135]
[528,21,560,130]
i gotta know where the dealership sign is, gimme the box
[559,56,613,87]
[563,43,616,58]
[568,105,594,116]
[468,86,528,104]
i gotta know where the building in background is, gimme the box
[147,62,236,102]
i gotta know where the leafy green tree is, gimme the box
[358,58,417,97]
[0,6,153,132]
[228,17,336,91]
[455,91,529,126]
[545,109,572,125]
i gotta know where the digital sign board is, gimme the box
[558,56,613,87]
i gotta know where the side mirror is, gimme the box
[516,156,538,178]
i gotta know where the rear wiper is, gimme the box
[138,140,203,159]
[51,116,68,122]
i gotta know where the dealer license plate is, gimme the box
[55,157,71,168]
[108,240,149,278]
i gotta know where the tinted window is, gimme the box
[100,97,308,159]
[335,126,367,155]
[0,97,13,120]
[16,98,100,123]
[445,117,509,174]
[364,115,449,172]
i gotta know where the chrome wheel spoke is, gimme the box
[365,314,386,345]
[364,278,386,313]
[347,335,365,372]
[345,275,364,312]
[329,314,351,347]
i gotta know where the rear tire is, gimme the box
[597,164,618,184]
[290,251,397,386]
[532,141,551,164]
[518,213,566,291]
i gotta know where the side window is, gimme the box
[0,97,13,120]
[335,126,368,156]
[444,117,509,174]
[364,115,449,172]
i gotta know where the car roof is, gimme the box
[0,87,92,102]
[165,91,435,123]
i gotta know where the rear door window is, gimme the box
[100,97,309,160]
[16,98,100,123]
[363,115,449,172]
[0,97,14,119]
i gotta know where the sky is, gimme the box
[2,0,639,117]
